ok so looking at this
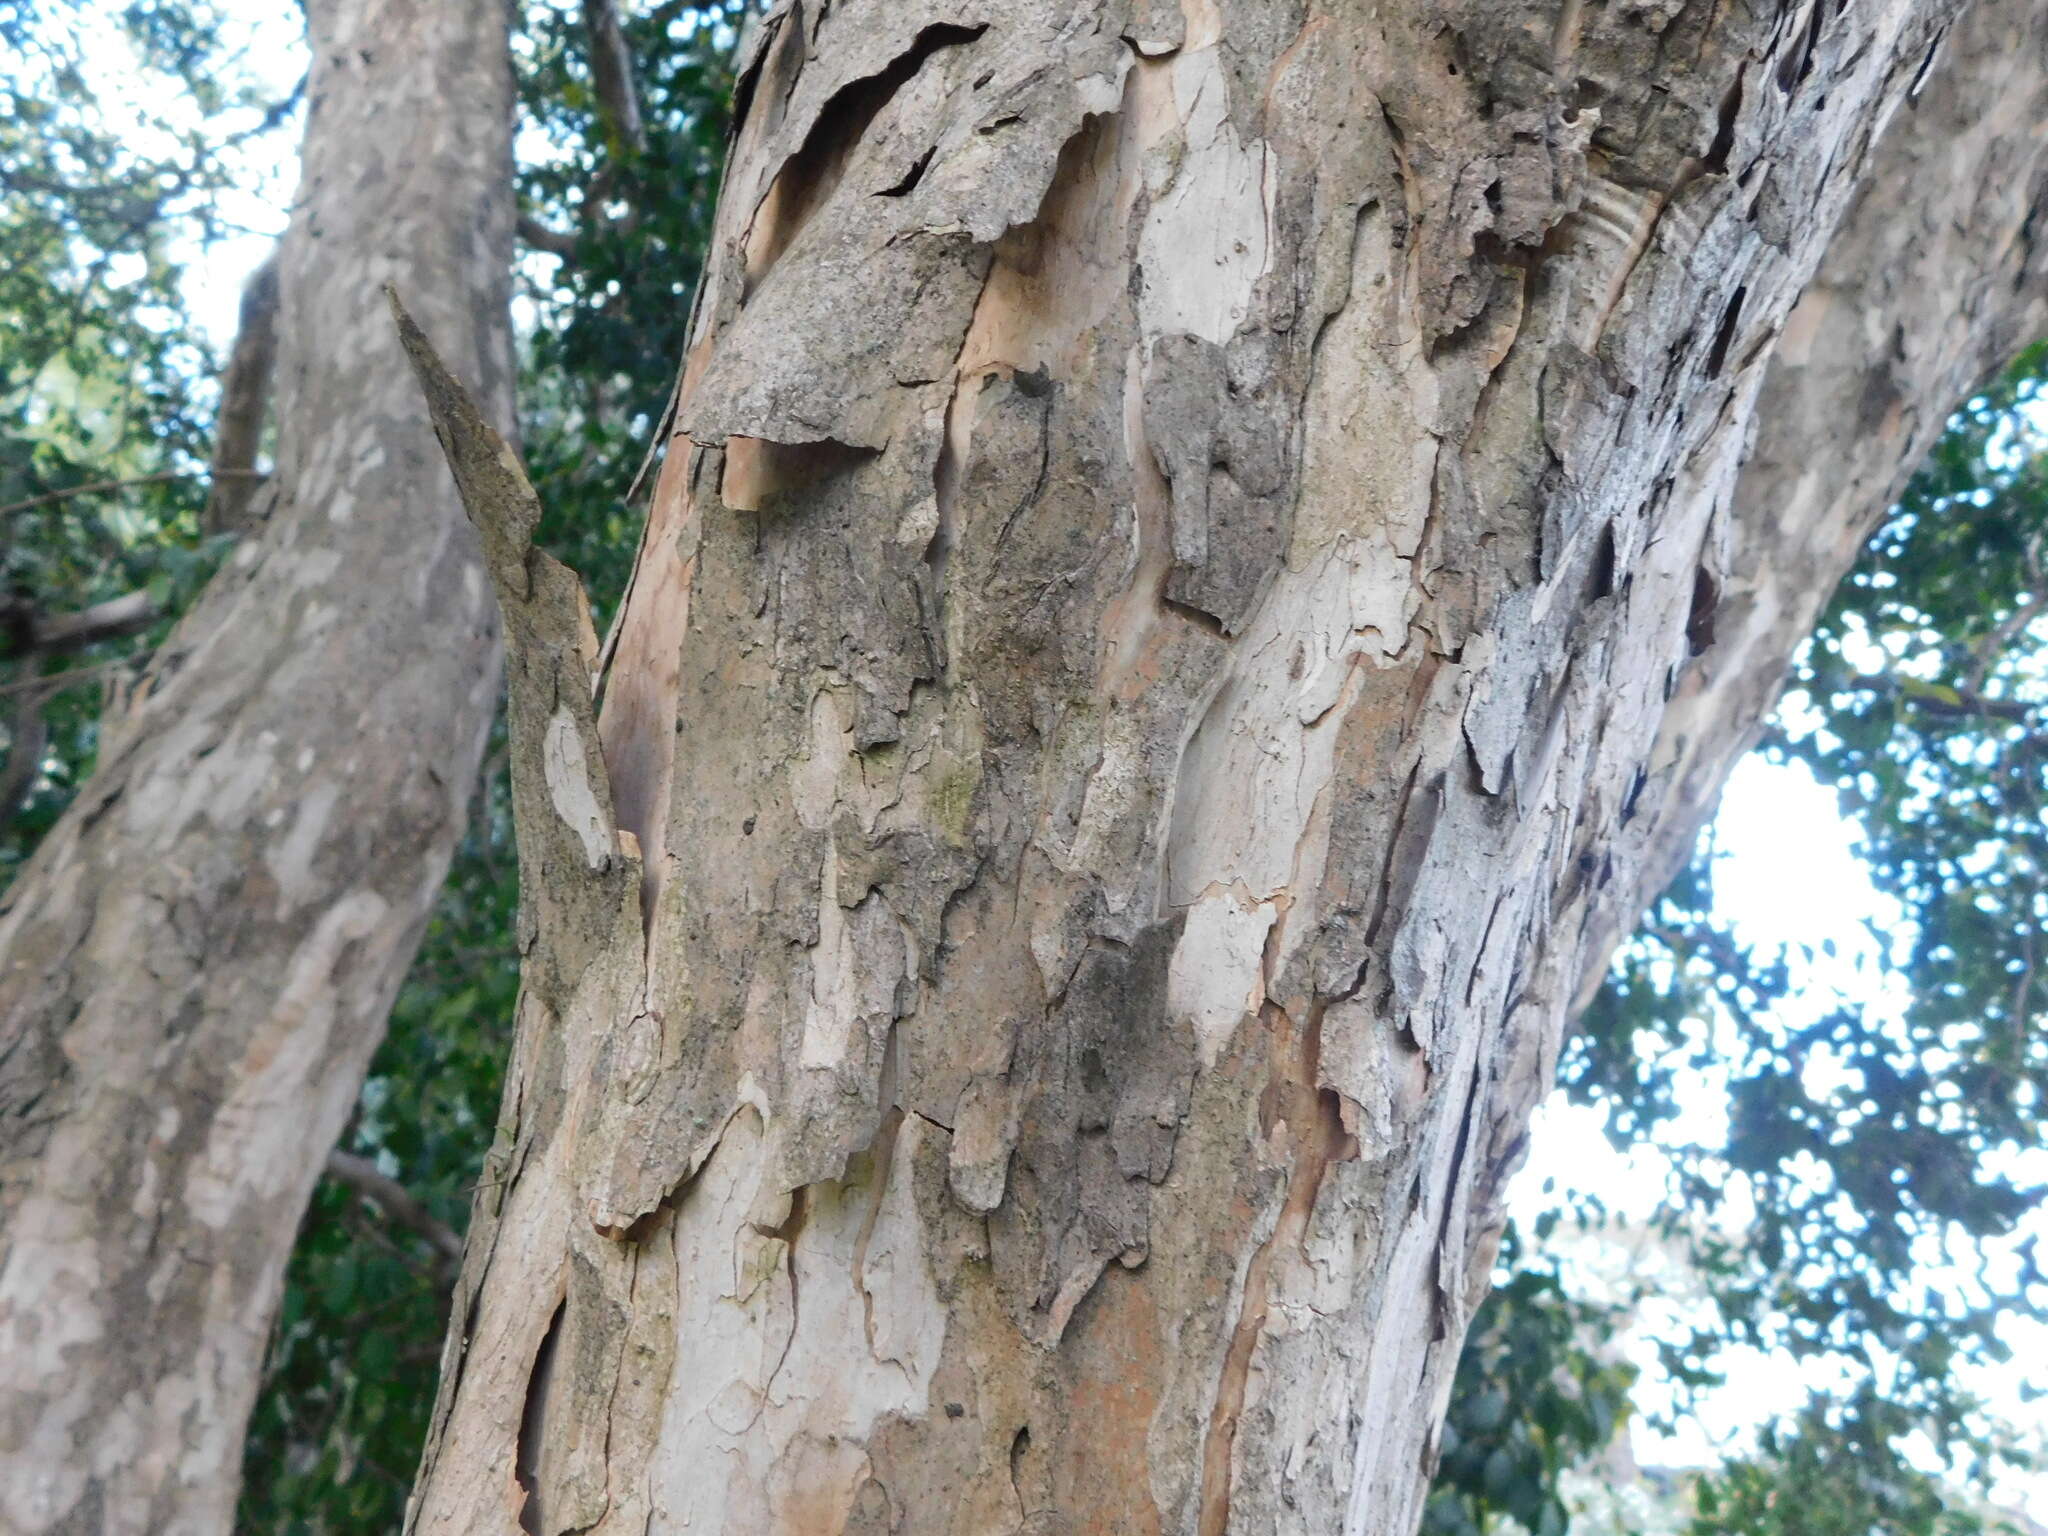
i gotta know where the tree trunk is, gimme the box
[407,3,2039,1534]
[0,0,515,1529]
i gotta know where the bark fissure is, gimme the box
[1197,997,1356,1536]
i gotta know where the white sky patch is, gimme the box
[58,6,308,350]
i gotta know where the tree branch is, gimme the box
[0,468,265,519]
[517,212,580,259]
[29,590,158,655]
[323,1148,465,1269]
[514,0,650,264]
[583,0,648,161]
[1967,531,2048,697]
[204,250,281,536]
[0,686,49,831]
[1843,672,2036,723]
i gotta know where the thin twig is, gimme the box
[1968,532,2048,696]
[2010,916,2038,1042]
[0,657,130,699]
[1845,672,2035,723]
[324,1149,465,1269]
[516,213,579,259]
[0,469,265,519]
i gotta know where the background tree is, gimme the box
[237,4,746,1523]
[0,0,517,1526]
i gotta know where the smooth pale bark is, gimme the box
[0,0,515,1529]
[408,3,2039,1534]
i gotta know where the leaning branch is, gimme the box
[583,0,648,161]
[0,590,159,672]
[323,1148,465,1269]
[511,0,650,264]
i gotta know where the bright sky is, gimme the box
[98,1,2047,1522]
[46,0,299,339]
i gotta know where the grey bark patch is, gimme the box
[1141,332,1291,634]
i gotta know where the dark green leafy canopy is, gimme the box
[1426,1241,1637,1536]
[517,0,751,621]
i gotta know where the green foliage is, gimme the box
[1443,346,2048,1531]
[1426,1254,1639,1536]
[1688,1393,2023,1536]
[0,0,291,883]
[1742,349,2048,1424]
[517,0,750,627]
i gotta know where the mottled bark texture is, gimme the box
[0,0,516,1530]
[409,3,2042,1534]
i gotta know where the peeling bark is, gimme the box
[408,3,2040,1534]
[0,0,516,1529]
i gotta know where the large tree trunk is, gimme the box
[0,1,515,1529]
[407,3,2041,1534]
